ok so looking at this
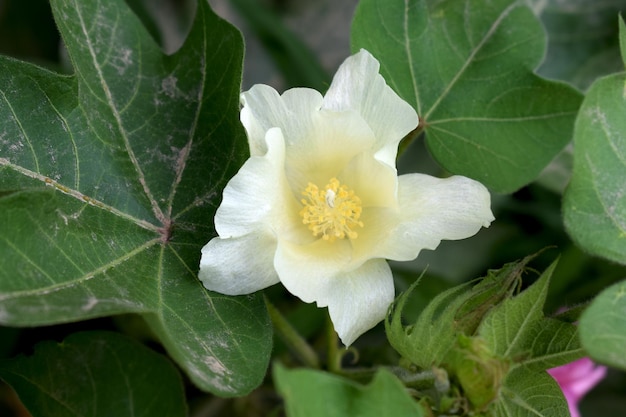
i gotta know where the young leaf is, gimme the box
[351,0,582,193]
[580,280,626,370]
[0,0,271,395]
[387,253,537,370]
[274,365,425,417]
[0,331,187,417]
[563,17,626,265]
[386,276,473,369]
[477,260,583,372]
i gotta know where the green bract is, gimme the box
[386,257,583,415]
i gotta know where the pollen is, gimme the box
[300,178,364,242]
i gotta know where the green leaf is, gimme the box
[0,331,186,417]
[274,365,425,417]
[562,74,626,265]
[387,253,539,369]
[533,0,626,90]
[478,260,583,372]
[351,0,582,193]
[386,275,472,369]
[491,368,569,417]
[0,0,271,395]
[580,280,626,370]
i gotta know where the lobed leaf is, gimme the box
[0,331,187,417]
[0,0,272,395]
[351,0,582,193]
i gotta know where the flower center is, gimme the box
[300,178,364,242]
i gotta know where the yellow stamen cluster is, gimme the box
[300,178,364,242]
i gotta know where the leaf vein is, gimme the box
[0,238,160,302]
[0,158,159,232]
[424,1,520,120]
[72,0,166,224]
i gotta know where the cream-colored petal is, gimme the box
[361,174,494,262]
[323,49,419,166]
[240,84,323,157]
[274,238,353,304]
[349,206,400,264]
[274,239,393,346]
[215,128,300,239]
[338,152,398,209]
[241,83,378,195]
[240,105,269,157]
[199,231,280,295]
[283,109,377,195]
[324,259,395,346]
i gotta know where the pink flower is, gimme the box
[548,358,607,417]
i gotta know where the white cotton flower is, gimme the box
[199,49,494,346]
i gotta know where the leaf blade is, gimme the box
[0,331,187,417]
[0,0,272,395]
[274,365,425,417]
[563,70,626,265]
[351,0,582,193]
[580,280,626,370]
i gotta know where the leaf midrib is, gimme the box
[0,237,160,302]
[73,0,167,225]
[422,1,521,120]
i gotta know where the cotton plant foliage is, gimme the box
[3,0,626,415]
[199,50,494,346]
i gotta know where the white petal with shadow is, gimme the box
[199,231,280,295]
[324,259,394,346]
[215,128,299,239]
[323,49,419,166]
[365,174,494,262]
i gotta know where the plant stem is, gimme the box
[326,313,342,373]
[264,295,320,369]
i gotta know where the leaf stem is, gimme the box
[264,296,320,369]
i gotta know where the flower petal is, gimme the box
[274,238,353,304]
[274,239,394,346]
[241,84,378,194]
[354,174,494,262]
[199,231,280,295]
[339,152,398,209]
[241,85,323,156]
[282,108,376,195]
[324,259,394,346]
[215,127,300,239]
[323,49,419,166]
